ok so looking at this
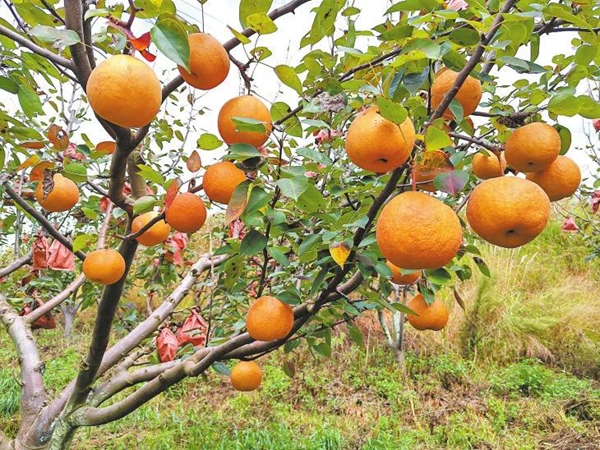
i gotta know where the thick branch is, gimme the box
[0,250,32,278]
[427,0,518,125]
[0,24,75,70]
[67,238,138,408]
[3,182,86,261]
[37,254,227,431]
[64,0,92,87]
[0,295,47,418]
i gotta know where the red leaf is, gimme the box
[433,170,469,197]
[228,219,247,240]
[47,239,75,271]
[32,235,49,271]
[63,143,86,161]
[187,150,202,173]
[164,179,181,210]
[157,327,179,362]
[561,217,578,232]
[130,31,151,51]
[175,309,208,348]
[140,49,157,62]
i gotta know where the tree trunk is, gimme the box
[61,305,78,340]
[47,418,75,450]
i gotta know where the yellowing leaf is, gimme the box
[329,242,350,268]
[16,154,40,171]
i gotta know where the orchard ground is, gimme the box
[1,216,598,450]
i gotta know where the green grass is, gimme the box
[0,219,598,449]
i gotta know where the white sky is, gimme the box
[0,0,597,177]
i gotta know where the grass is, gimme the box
[0,219,598,449]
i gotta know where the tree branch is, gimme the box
[2,182,87,261]
[0,250,32,278]
[25,274,86,325]
[0,24,75,70]
[427,0,518,125]
[0,294,47,419]
[448,132,502,152]
[67,238,138,408]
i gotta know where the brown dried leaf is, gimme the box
[164,178,181,210]
[18,141,45,149]
[225,182,250,225]
[47,124,69,151]
[41,169,55,201]
[453,287,466,311]
[187,150,202,173]
[30,161,55,182]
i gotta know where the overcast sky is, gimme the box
[0,0,597,177]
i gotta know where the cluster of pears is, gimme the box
[344,69,580,333]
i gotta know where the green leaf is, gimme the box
[312,341,331,358]
[225,143,262,161]
[275,176,308,200]
[543,4,591,30]
[227,25,251,44]
[62,163,87,183]
[246,12,277,34]
[269,246,290,268]
[197,133,223,150]
[212,361,231,376]
[240,229,267,255]
[299,234,321,256]
[240,0,273,28]
[231,117,267,133]
[402,67,430,96]
[448,99,464,124]
[271,102,302,137]
[342,6,360,16]
[386,0,437,13]
[554,125,572,155]
[18,85,43,118]
[300,0,339,48]
[377,97,407,125]
[30,25,80,46]
[575,44,597,65]
[404,39,442,60]
[150,14,190,71]
[548,90,580,117]
[449,28,479,47]
[473,257,491,277]
[425,126,452,151]
[425,268,452,285]
[133,195,157,215]
[73,234,94,253]
[274,65,302,95]
[137,165,166,186]
[347,325,364,347]
[379,24,413,41]
[296,147,332,166]
[0,76,18,94]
